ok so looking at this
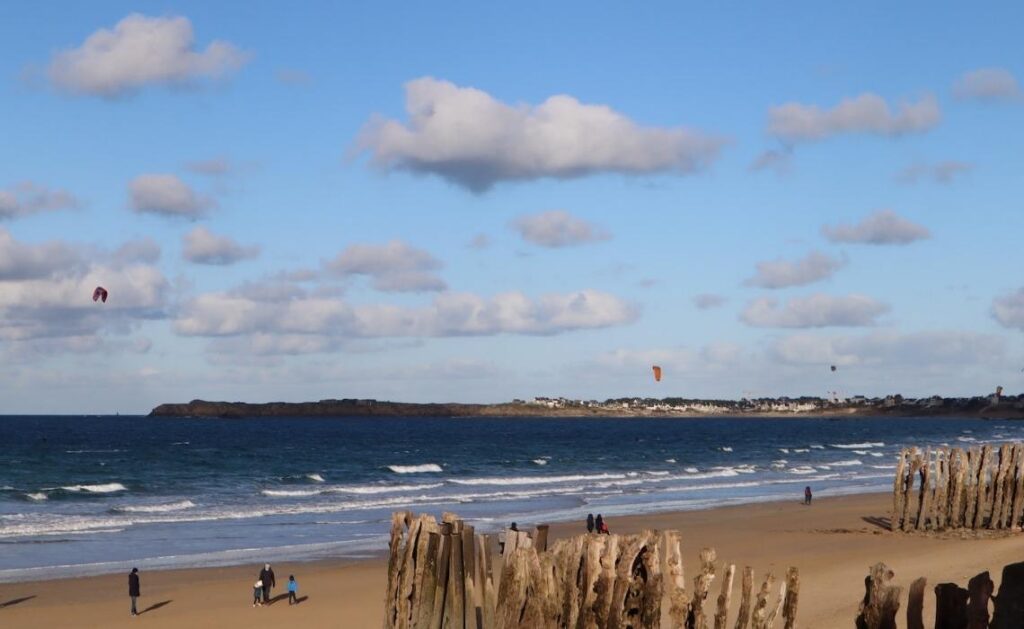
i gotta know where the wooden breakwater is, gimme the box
[890,444,1024,532]
[383,511,799,629]
[855,560,1024,628]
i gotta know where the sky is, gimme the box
[1,2,1023,413]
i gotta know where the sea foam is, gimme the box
[113,500,196,513]
[388,464,442,474]
[60,483,127,494]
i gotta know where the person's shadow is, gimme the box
[267,593,289,606]
[0,595,36,608]
[140,600,172,615]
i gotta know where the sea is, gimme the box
[1,415,1021,583]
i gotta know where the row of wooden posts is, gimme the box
[891,443,1024,532]
[383,511,799,629]
[855,560,1024,628]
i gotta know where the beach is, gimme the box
[4,491,1024,628]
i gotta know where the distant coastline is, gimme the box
[149,394,1024,419]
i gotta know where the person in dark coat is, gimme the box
[128,568,140,616]
[804,486,812,505]
[594,514,604,534]
[586,513,595,533]
[259,563,276,603]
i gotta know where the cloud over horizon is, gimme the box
[511,210,610,248]
[953,68,1022,103]
[992,289,1024,331]
[325,240,447,292]
[822,210,930,245]
[745,251,845,289]
[47,14,249,97]
[183,226,260,265]
[357,77,727,192]
[768,93,940,142]
[740,294,889,328]
[129,174,214,219]
[0,182,79,220]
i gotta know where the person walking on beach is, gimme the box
[586,513,595,533]
[128,567,140,616]
[259,563,276,603]
[253,579,263,607]
[288,575,298,605]
[804,486,812,505]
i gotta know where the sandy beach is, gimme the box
[3,491,1024,628]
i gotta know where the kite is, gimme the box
[92,286,108,303]
[652,365,662,382]
[830,365,837,372]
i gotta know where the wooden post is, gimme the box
[638,533,663,629]
[734,567,754,629]
[476,535,496,629]
[663,531,688,629]
[386,511,411,629]
[689,547,717,629]
[462,524,478,629]
[855,562,901,629]
[901,451,922,531]
[580,534,607,628]
[609,534,645,628]
[397,516,424,629]
[966,571,994,629]
[991,561,1024,629]
[916,448,932,531]
[446,527,466,629]
[1011,445,1024,530]
[991,444,1012,529]
[973,446,993,529]
[430,524,453,629]
[591,534,619,628]
[964,448,980,529]
[934,449,949,530]
[892,448,908,531]
[411,518,439,627]
[906,577,926,629]
[934,583,969,629]
[782,567,799,629]
[416,532,441,629]
[950,448,967,529]
[749,573,774,629]
[997,444,1017,528]
[552,536,583,629]
[765,580,786,629]
[713,564,735,629]
[534,524,549,553]
[494,549,529,629]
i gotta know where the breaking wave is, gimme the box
[388,464,443,474]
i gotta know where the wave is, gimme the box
[112,500,196,514]
[60,483,127,494]
[957,436,977,442]
[665,458,677,463]
[65,449,124,454]
[25,492,48,501]
[388,464,442,474]
[788,466,817,475]
[306,474,325,483]
[450,473,625,487]
[830,459,862,467]
[869,452,884,457]
[830,442,884,449]
[852,450,868,455]
[793,448,809,453]
[718,446,733,452]
[810,445,825,449]
[262,483,444,498]
[684,467,699,474]
[779,448,789,454]
[532,459,548,466]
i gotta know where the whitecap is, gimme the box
[793,448,809,453]
[788,466,817,475]
[665,458,677,463]
[450,473,624,486]
[779,448,790,454]
[718,446,733,452]
[684,467,699,473]
[830,459,862,467]
[830,442,884,449]
[532,459,548,466]
[26,492,48,501]
[388,464,442,474]
[869,452,883,457]
[852,450,868,455]
[810,445,825,449]
[60,483,127,494]
[306,473,325,483]
[113,500,196,514]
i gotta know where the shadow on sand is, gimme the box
[140,600,172,615]
[862,515,892,531]
[1,596,36,609]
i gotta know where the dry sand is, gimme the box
[3,492,1024,628]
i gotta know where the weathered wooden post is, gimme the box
[462,524,478,629]
[934,582,969,629]
[579,534,605,627]
[445,524,466,629]
[892,448,908,531]
[430,523,453,629]
[950,448,967,528]
[689,547,717,629]
[916,448,932,531]
[964,448,980,528]
[991,561,1024,629]
[973,446,993,529]
[591,534,619,627]
[966,571,994,629]
[749,573,774,629]
[855,563,901,629]
[476,534,496,629]
[663,531,688,629]
[906,577,926,629]
[782,567,799,629]
[713,564,735,629]
[901,451,922,531]
[416,532,441,629]
[934,449,949,530]
[534,524,549,553]
[1011,444,1024,530]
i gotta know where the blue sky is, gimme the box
[1,2,1022,413]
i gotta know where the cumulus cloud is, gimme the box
[692,293,727,310]
[740,294,889,328]
[771,330,1005,367]
[745,251,845,289]
[749,148,792,175]
[896,160,973,184]
[0,182,79,220]
[129,174,213,219]
[768,93,940,142]
[0,229,168,344]
[325,240,446,292]
[510,210,610,248]
[821,210,930,245]
[174,287,638,353]
[357,77,727,192]
[953,68,1022,103]
[47,14,249,97]
[183,226,260,265]
[992,289,1024,331]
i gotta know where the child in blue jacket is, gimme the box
[288,575,298,605]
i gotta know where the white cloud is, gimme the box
[357,77,727,192]
[749,148,792,175]
[768,93,940,142]
[185,158,232,176]
[745,251,845,289]
[821,210,930,245]
[183,226,260,265]
[0,182,79,220]
[174,288,638,352]
[129,174,213,219]
[47,14,249,97]
[510,210,610,248]
[0,229,81,280]
[953,68,1022,103]
[740,294,889,328]
[325,240,446,292]
[992,289,1024,331]
[692,293,727,310]
[896,160,973,184]
[771,330,1005,367]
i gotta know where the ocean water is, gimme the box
[1,415,1021,582]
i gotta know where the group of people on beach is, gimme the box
[126,563,301,617]
[586,513,609,534]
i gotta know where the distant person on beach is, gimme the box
[804,486,812,505]
[595,514,606,534]
[259,563,276,603]
[586,513,595,533]
[288,575,298,605]
[128,567,140,616]
[253,580,263,607]
[600,520,609,534]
